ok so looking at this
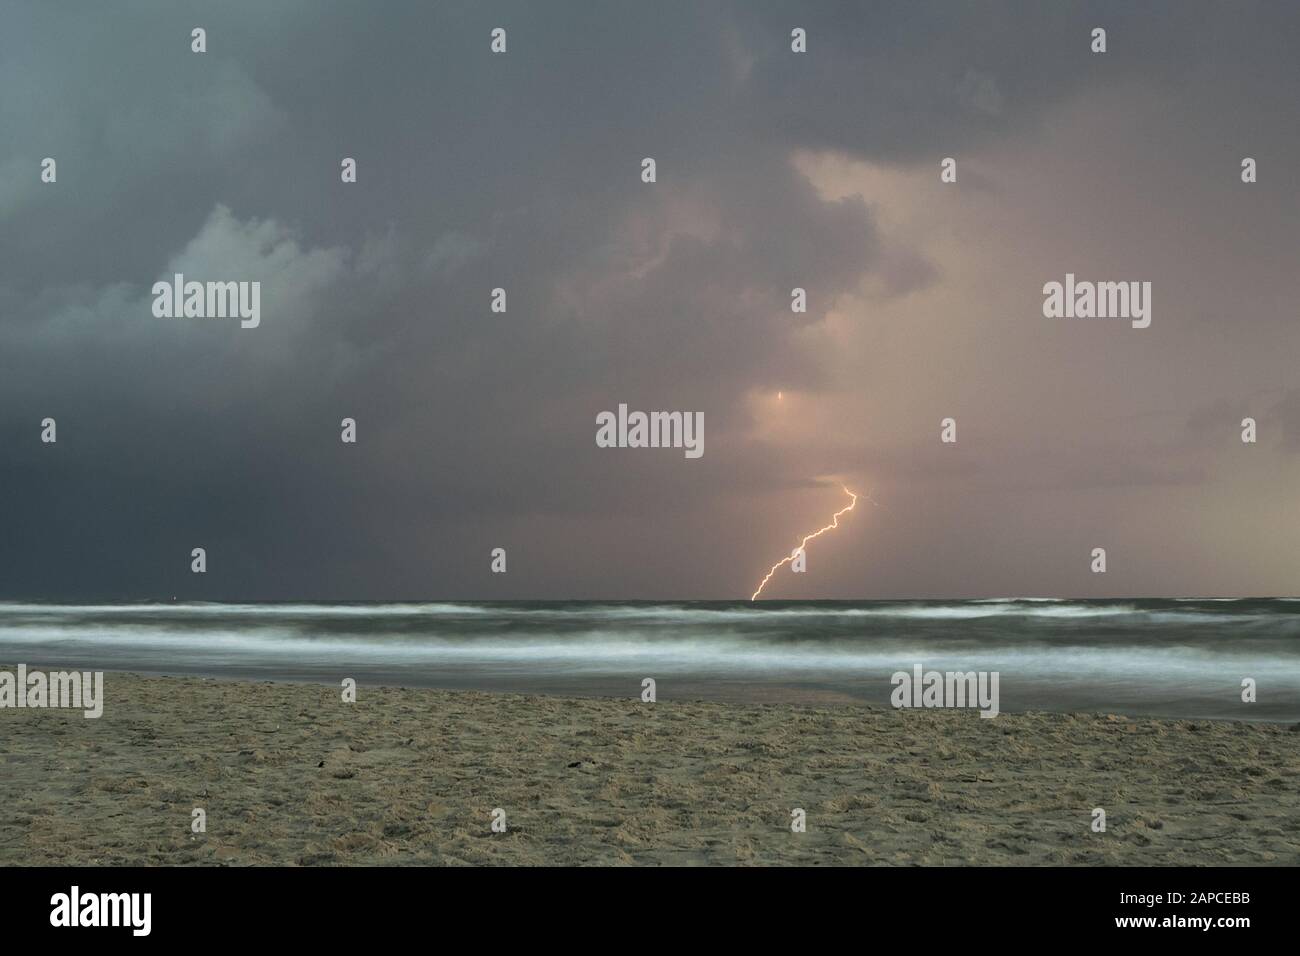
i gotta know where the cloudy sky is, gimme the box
[2,1,1298,600]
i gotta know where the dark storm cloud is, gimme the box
[2,2,1298,598]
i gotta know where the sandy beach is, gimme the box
[2,669,1297,866]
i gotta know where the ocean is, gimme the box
[2,598,1298,721]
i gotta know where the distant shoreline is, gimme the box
[3,662,1296,724]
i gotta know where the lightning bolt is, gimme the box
[750,485,859,601]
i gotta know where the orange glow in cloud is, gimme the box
[750,486,858,601]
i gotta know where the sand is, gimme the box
[1,670,1297,865]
